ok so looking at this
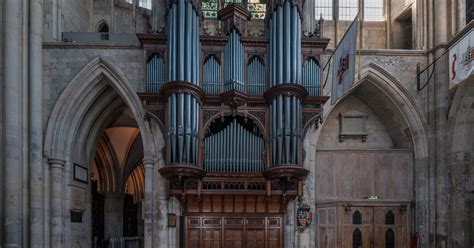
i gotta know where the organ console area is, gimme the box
[137,1,328,246]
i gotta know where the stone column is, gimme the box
[2,0,25,246]
[48,158,66,248]
[29,0,44,245]
[103,193,125,238]
[143,158,155,248]
[432,1,450,247]
[151,0,167,32]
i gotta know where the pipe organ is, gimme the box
[138,0,329,211]
[203,55,222,94]
[204,117,264,172]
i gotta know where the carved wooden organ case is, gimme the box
[138,0,329,213]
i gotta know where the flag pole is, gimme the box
[357,13,362,80]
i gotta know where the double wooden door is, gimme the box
[186,216,283,248]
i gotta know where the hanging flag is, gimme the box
[449,28,473,86]
[331,15,359,104]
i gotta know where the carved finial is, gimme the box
[218,3,251,36]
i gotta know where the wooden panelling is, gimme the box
[316,150,413,202]
[186,216,283,248]
[317,203,411,248]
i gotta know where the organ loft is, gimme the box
[138,1,328,245]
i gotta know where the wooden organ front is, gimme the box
[138,0,329,247]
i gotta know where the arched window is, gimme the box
[315,0,333,20]
[352,210,362,225]
[98,22,109,33]
[385,229,395,248]
[339,0,358,20]
[146,54,165,92]
[203,55,222,94]
[364,0,384,21]
[247,0,266,19]
[352,228,362,248]
[385,211,395,225]
[247,56,265,95]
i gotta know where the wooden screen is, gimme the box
[186,216,283,248]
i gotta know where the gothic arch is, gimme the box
[302,63,429,247]
[314,63,428,158]
[446,78,474,246]
[44,56,162,163]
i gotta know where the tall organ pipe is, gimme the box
[267,1,303,165]
[166,0,201,165]
[224,30,244,92]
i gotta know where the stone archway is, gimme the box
[446,77,474,247]
[43,57,167,248]
[296,63,429,247]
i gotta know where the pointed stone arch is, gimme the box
[301,63,429,247]
[44,56,161,162]
[43,57,166,247]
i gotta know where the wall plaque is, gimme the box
[73,163,88,184]
[339,110,368,142]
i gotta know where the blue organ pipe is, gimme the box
[277,7,283,84]
[284,96,291,161]
[284,2,290,83]
[291,7,297,82]
[178,0,184,80]
[185,4,191,81]
[291,96,297,162]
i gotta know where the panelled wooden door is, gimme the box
[186,216,283,248]
[341,207,409,248]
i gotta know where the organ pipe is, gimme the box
[224,29,245,92]
[204,119,264,172]
[203,55,222,94]
[166,0,201,165]
[302,57,321,96]
[268,1,303,165]
[247,56,265,95]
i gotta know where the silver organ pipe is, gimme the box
[203,55,222,94]
[224,30,245,92]
[204,119,264,173]
[165,0,201,165]
[247,56,265,95]
[268,1,303,165]
[146,55,165,92]
[302,57,321,96]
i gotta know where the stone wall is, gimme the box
[63,0,91,32]
[92,0,149,33]
[321,21,387,49]
[43,44,146,122]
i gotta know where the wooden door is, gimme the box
[245,229,265,248]
[224,229,244,248]
[203,229,222,248]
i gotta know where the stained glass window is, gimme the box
[247,0,266,19]
[202,0,219,19]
